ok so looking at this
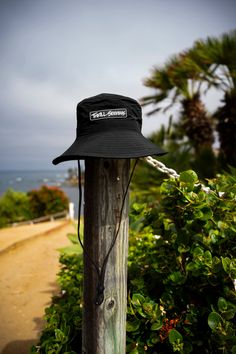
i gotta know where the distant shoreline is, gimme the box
[0,170,82,216]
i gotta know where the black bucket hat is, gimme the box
[52,93,166,165]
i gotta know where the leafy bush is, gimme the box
[31,233,83,354]
[32,170,236,353]
[28,185,69,218]
[127,170,236,353]
[0,189,32,227]
[0,186,69,228]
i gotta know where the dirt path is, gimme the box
[0,221,76,354]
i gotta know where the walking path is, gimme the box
[0,220,76,354]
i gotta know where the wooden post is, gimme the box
[82,158,130,354]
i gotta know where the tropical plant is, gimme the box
[141,29,236,170]
[190,30,236,168]
[141,53,214,154]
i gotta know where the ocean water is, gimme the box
[0,170,80,216]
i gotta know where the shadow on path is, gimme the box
[1,315,45,354]
[1,339,37,354]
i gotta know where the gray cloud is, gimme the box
[0,0,236,169]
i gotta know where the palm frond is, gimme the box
[146,107,163,116]
[140,92,169,107]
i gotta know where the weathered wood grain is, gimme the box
[82,158,130,354]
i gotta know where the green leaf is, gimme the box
[67,233,79,244]
[126,320,140,332]
[230,267,236,279]
[208,312,222,330]
[59,244,81,255]
[232,345,236,354]
[223,309,235,320]
[212,256,221,272]
[169,271,186,284]
[151,320,163,331]
[217,297,228,312]
[143,302,153,313]
[137,306,147,318]
[178,244,190,253]
[217,221,228,230]
[131,293,145,307]
[180,170,198,184]
[168,329,183,343]
[55,328,66,342]
[200,206,213,220]
[204,250,212,265]
[130,349,139,354]
[193,246,204,258]
[160,181,176,194]
[150,334,159,344]
[221,257,231,273]
[210,230,219,243]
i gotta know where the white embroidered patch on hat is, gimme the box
[89,108,127,121]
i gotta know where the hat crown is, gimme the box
[52,92,166,165]
[76,93,142,131]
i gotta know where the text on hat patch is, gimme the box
[89,108,127,121]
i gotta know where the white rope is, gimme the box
[143,156,180,179]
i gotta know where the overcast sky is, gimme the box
[0,0,235,170]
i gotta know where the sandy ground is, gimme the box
[0,220,76,354]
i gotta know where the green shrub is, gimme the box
[32,171,236,353]
[0,185,69,228]
[127,170,236,353]
[0,189,32,227]
[31,233,82,354]
[28,185,69,218]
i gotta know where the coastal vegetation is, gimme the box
[31,170,236,353]
[30,29,236,353]
[0,186,69,228]
[141,29,236,176]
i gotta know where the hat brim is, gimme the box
[52,130,166,165]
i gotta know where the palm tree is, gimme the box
[141,53,214,154]
[216,88,236,167]
[191,30,236,167]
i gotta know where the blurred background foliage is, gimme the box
[0,186,69,228]
[133,29,236,191]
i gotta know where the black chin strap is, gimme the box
[77,159,138,306]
